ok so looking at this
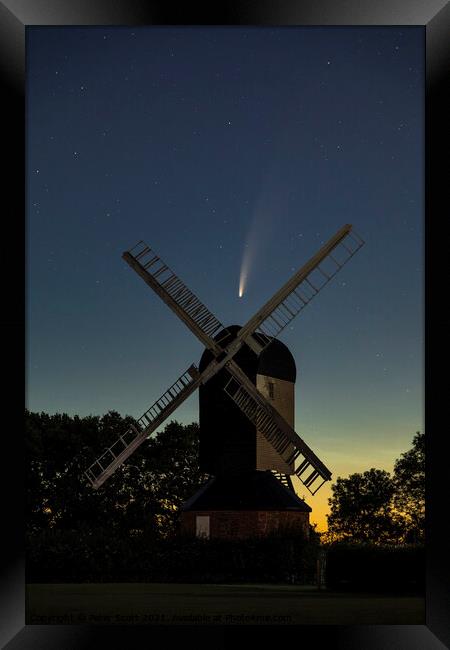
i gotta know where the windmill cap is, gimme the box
[213,325,297,383]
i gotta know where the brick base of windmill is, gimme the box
[180,469,311,540]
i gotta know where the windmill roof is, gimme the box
[201,325,297,383]
[181,470,312,512]
[257,337,297,383]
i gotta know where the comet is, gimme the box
[238,167,285,299]
[238,262,248,297]
[238,244,252,298]
[239,244,250,298]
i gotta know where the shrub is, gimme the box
[26,527,320,584]
[325,541,425,594]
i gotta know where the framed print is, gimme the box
[2,1,448,648]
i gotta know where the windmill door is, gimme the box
[196,515,210,539]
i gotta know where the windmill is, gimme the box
[84,224,364,537]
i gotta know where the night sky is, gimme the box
[27,26,424,529]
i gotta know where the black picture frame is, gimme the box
[2,1,448,648]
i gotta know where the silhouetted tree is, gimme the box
[392,431,425,543]
[326,469,400,544]
[26,409,207,537]
[326,433,425,544]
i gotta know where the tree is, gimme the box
[392,431,425,543]
[136,420,208,534]
[326,433,425,545]
[26,410,208,537]
[326,468,400,544]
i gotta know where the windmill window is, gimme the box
[196,515,210,539]
[268,382,275,399]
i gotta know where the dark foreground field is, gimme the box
[26,583,425,625]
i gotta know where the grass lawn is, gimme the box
[26,583,425,625]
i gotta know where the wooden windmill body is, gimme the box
[181,326,310,539]
[84,224,364,539]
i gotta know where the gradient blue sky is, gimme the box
[26,27,424,529]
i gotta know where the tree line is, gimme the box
[26,409,207,537]
[26,409,424,544]
[326,431,424,545]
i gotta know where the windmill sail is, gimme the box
[84,223,363,495]
[85,365,201,489]
[123,242,228,355]
[224,359,331,495]
[237,224,364,355]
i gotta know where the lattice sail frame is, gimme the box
[237,225,364,354]
[223,367,331,495]
[85,365,201,489]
